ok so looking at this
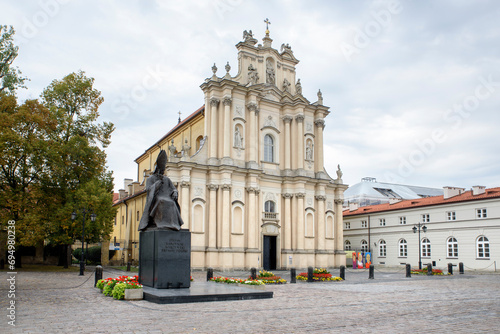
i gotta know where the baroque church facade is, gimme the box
[111,28,347,270]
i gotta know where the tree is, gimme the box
[40,71,115,251]
[0,25,28,93]
[0,94,56,246]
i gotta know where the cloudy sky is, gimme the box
[3,0,500,192]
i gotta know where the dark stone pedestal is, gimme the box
[139,229,191,289]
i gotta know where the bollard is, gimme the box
[207,267,214,281]
[427,263,433,276]
[459,262,464,274]
[368,264,374,279]
[307,266,314,282]
[95,265,103,287]
[448,263,453,275]
[250,267,257,280]
[340,265,345,280]
[406,264,411,278]
[290,268,296,284]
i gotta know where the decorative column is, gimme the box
[223,96,232,159]
[282,193,293,250]
[221,184,232,248]
[207,184,218,249]
[282,116,293,170]
[246,187,258,249]
[295,192,305,250]
[180,181,191,230]
[314,119,325,173]
[247,102,258,165]
[295,114,305,169]
[315,195,326,250]
[209,97,220,159]
[334,198,344,252]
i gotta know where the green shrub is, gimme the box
[72,246,102,264]
[112,283,127,300]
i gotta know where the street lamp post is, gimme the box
[412,223,427,270]
[71,209,96,276]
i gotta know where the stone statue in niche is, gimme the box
[266,59,275,85]
[168,139,177,157]
[295,79,302,95]
[138,150,184,231]
[234,126,243,148]
[282,78,291,93]
[336,164,343,180]
[306,141,313,160]
[247,64,259,85]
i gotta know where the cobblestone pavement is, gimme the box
[1,267,500,333]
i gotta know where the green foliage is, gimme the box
[72,246,102,264]
[96,279,106,290]
[112,282,126,300]
[0,25,28,93]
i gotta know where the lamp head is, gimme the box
[90,213,97,222]
[71,212,77,221]
[422,225,427,233]
[412,226,417,234]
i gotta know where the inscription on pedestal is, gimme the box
[139,229,191,289]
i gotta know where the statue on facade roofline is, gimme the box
[138,150,184,231]
[336,164,343,180]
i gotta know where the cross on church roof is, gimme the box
[178,111,181,123]
[264,18,271,34]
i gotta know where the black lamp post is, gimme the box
[412,223,427,270]
[71,209,96,276]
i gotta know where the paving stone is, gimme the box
[1,268,499,333]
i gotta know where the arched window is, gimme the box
[264,200,275,213]
[344,240,351,251]
[264,134,274,162]
[379,240,386,257]
[477,236,490,258]
[361,240,368,253]
[399,239,407,257]
[421,238,431,258]
[447,237,458,258]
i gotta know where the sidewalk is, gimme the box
[1,267,499,333]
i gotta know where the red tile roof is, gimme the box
[135,105,205,162]
[343,187,500,217]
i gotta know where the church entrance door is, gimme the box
[263,235,277,270]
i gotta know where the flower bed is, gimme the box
[209,276,265,286]
[296,268,343,281]
[96,275,143,300]
[254,270,287,284]
[410,268,446,276]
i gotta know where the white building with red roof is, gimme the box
[343,186,500,271]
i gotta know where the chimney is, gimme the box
[472,185,486,196]
[443,186,465,199]
[118,189,128,200]
[132,181,144,195]
[349,202,359,212]
[124,178,133,189]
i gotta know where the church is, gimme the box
[110,26,347,270]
